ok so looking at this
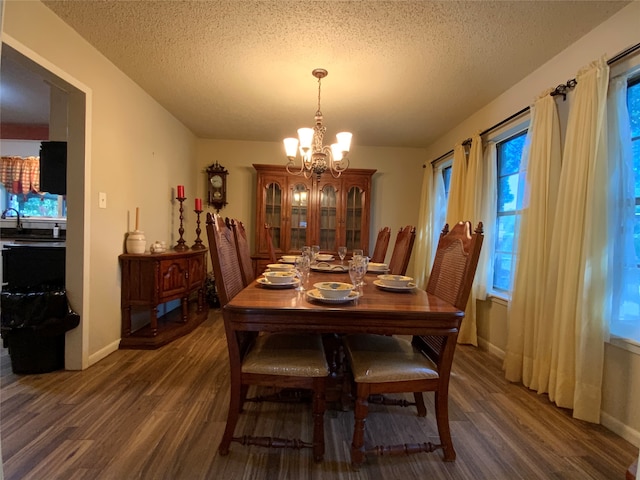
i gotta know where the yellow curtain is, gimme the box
[505,58,609,423]
[503,89,561,387]
[414,162,446,289]
[544,58,609,422]
[445,136,486,345]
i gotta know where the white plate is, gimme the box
[311,263,348,272]
[373,279,416,292]
[266,263,294,271]
[257,277,300,289]
[306,289,360,304]
[315,255,335,262]
[278,259,298,264]
[367,263,389,273]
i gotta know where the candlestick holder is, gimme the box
[174,196,189,251]
[192,209,206,250]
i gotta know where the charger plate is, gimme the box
[311,263,348,272]
[306,289,360,304]
[257,277,300,289]
[373,279,416,292]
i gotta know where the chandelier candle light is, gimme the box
[284,68,352,179]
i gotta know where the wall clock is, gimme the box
[206,161,229,212]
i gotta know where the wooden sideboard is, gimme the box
[119,249,208,349]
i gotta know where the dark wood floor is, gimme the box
[1,310,637,479]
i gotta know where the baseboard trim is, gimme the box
[602,411,640,447]
[477,336,505,360]
[478,337,640,448]
[88,339,120,367]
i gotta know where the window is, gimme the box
[442,165,452,197]
[1,187,66,218]
[493,131,527,292]
[631,77,640,258]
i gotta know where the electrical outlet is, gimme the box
[99,192,107,209]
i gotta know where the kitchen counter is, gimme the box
[1,240,66,248]
[1,226,66,246]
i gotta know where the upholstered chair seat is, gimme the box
[344,334,438,383]
[242,333,329,378]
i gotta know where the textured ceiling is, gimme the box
[4,1,631,148]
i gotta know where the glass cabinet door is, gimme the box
[345,185,364,251]
[289,183,309,250]
[319,184,338,251]
[265,182,282,249]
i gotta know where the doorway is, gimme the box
[1,40,89,370]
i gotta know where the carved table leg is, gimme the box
[351,384,369,469]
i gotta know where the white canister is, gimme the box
[126,230,147,254]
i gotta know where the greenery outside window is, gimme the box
[493,131,527,292]
[630,77,640,260]
[1,187,66,219]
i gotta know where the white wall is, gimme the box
[428,2,640,445]
[194,139,426,274]
[424,2,640,164]
[0,139,40,156]
[3,1,199,365]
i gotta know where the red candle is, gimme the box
[177,185,185,198]
[195,198,202,211]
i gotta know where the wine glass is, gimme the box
[338,246,347,265]
[359,255,369,285]
[349,257,366,294]
[311,245,320,264]
[294,255,310,291]
[348,260,359,293]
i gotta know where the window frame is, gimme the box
[492,130,528,295]
[608,50,640,351]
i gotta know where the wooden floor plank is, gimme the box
[1,310,637,479]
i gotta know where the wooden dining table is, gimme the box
[222,269,465,404]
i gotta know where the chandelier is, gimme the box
[284,68,352,179]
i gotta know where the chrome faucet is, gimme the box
[1,208,23,231]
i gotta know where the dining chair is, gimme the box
[370,226,391,264]
[387,225,416,275]
[207,213,244,306]
[264,223,278,264]
[343,221,484,469]
[207,213,329,462]
[228,218,256,287]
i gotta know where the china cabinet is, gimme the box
[252,164,375,271]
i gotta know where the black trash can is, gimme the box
[1,288,80,374]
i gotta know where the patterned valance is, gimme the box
[0,156,40,194]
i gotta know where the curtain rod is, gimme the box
[424,106,529,167]
[424,41,640,168]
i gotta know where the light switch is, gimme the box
[99,192,107,209]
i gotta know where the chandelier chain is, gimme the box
[317,75,322,115]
